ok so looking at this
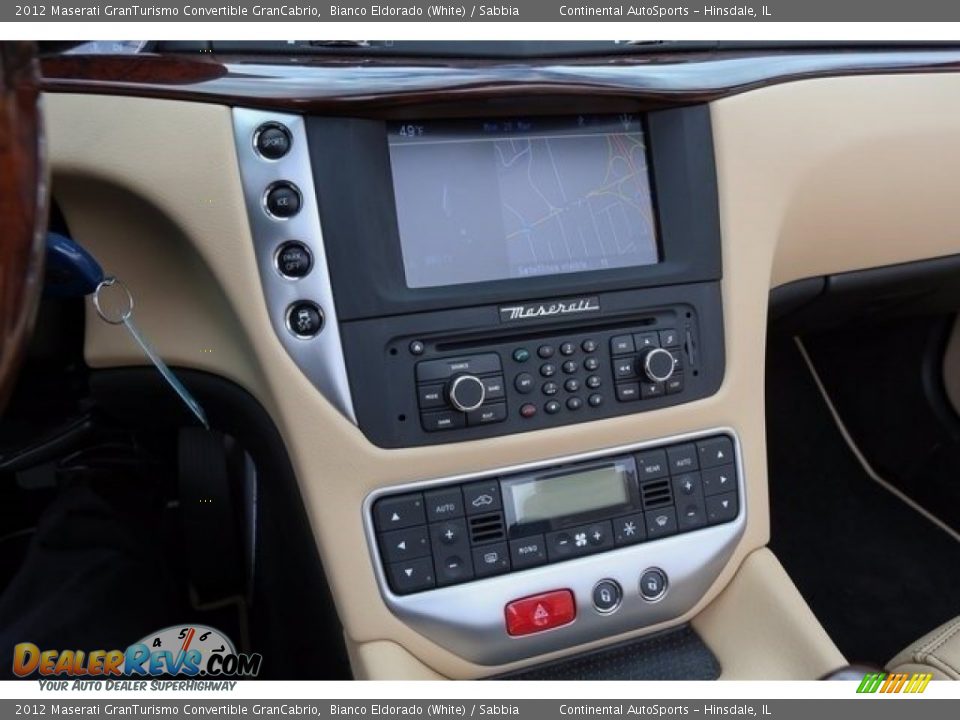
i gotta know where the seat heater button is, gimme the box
[505,590,575,636]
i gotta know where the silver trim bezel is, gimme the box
[232,108,357,423]
[362,426,747,666]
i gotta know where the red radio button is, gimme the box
[505,590,576,636]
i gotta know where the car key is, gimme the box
[93,276,209,429]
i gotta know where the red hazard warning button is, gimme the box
[505,590,576,636]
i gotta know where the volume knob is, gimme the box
[447,374,486,412]
[642,348,676,383]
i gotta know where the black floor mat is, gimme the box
[804,317,960,532]
[766,335,960,664]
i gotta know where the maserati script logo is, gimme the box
[499,297,601,323]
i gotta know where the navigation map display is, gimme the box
[388,115,660,289]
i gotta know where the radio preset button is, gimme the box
[560,342,575,356]
[564,379,580,393]
[509,536,547,569]
[566,397,583,411]
[588,393,604,407]
[545,400,561,414]
[640,568,668,601]
[582,339,598,353]
[421,410,466,432]
[472,543,510,578]
[586,375,602,389]
[463,481,502,515]
[562,360,578,374]
[538,345,555,359]
[542,381,559,396]
[540,363,557,378]
[592,580,622,614]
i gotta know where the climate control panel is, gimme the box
[364,429,746,665]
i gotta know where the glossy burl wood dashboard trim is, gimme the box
[40,49,960,116]
[0,42,46,408]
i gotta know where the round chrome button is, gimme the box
[642,348,676,383]
[639,567,668,602]
[593,579,623,614]
[285,301,323,338]
[447,375,486,412]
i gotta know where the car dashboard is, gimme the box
[36,41,960,679]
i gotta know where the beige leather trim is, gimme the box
[692,548,845,680]
[45,71,960,679]
[888,616,960,680]
[347,639,446,681]
[710,73,960,291]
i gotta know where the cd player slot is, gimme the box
[435,317,658,353]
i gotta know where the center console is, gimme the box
[231,100,734,666]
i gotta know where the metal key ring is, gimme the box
[93,276,134,325]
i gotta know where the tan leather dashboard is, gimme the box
[42,70,960,679]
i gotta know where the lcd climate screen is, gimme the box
[506,464,631,525]
[387,115,660,289]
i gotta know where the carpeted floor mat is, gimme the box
[766,334,960,665]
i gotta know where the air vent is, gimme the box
[641,479,673,509]
[470,512,505,544]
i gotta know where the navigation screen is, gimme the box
[388,115,660,289]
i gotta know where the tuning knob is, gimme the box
[447,374,486,412]
[641,348,676,383]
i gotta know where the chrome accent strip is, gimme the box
[232,108,357,424]
[362,427,746,666]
